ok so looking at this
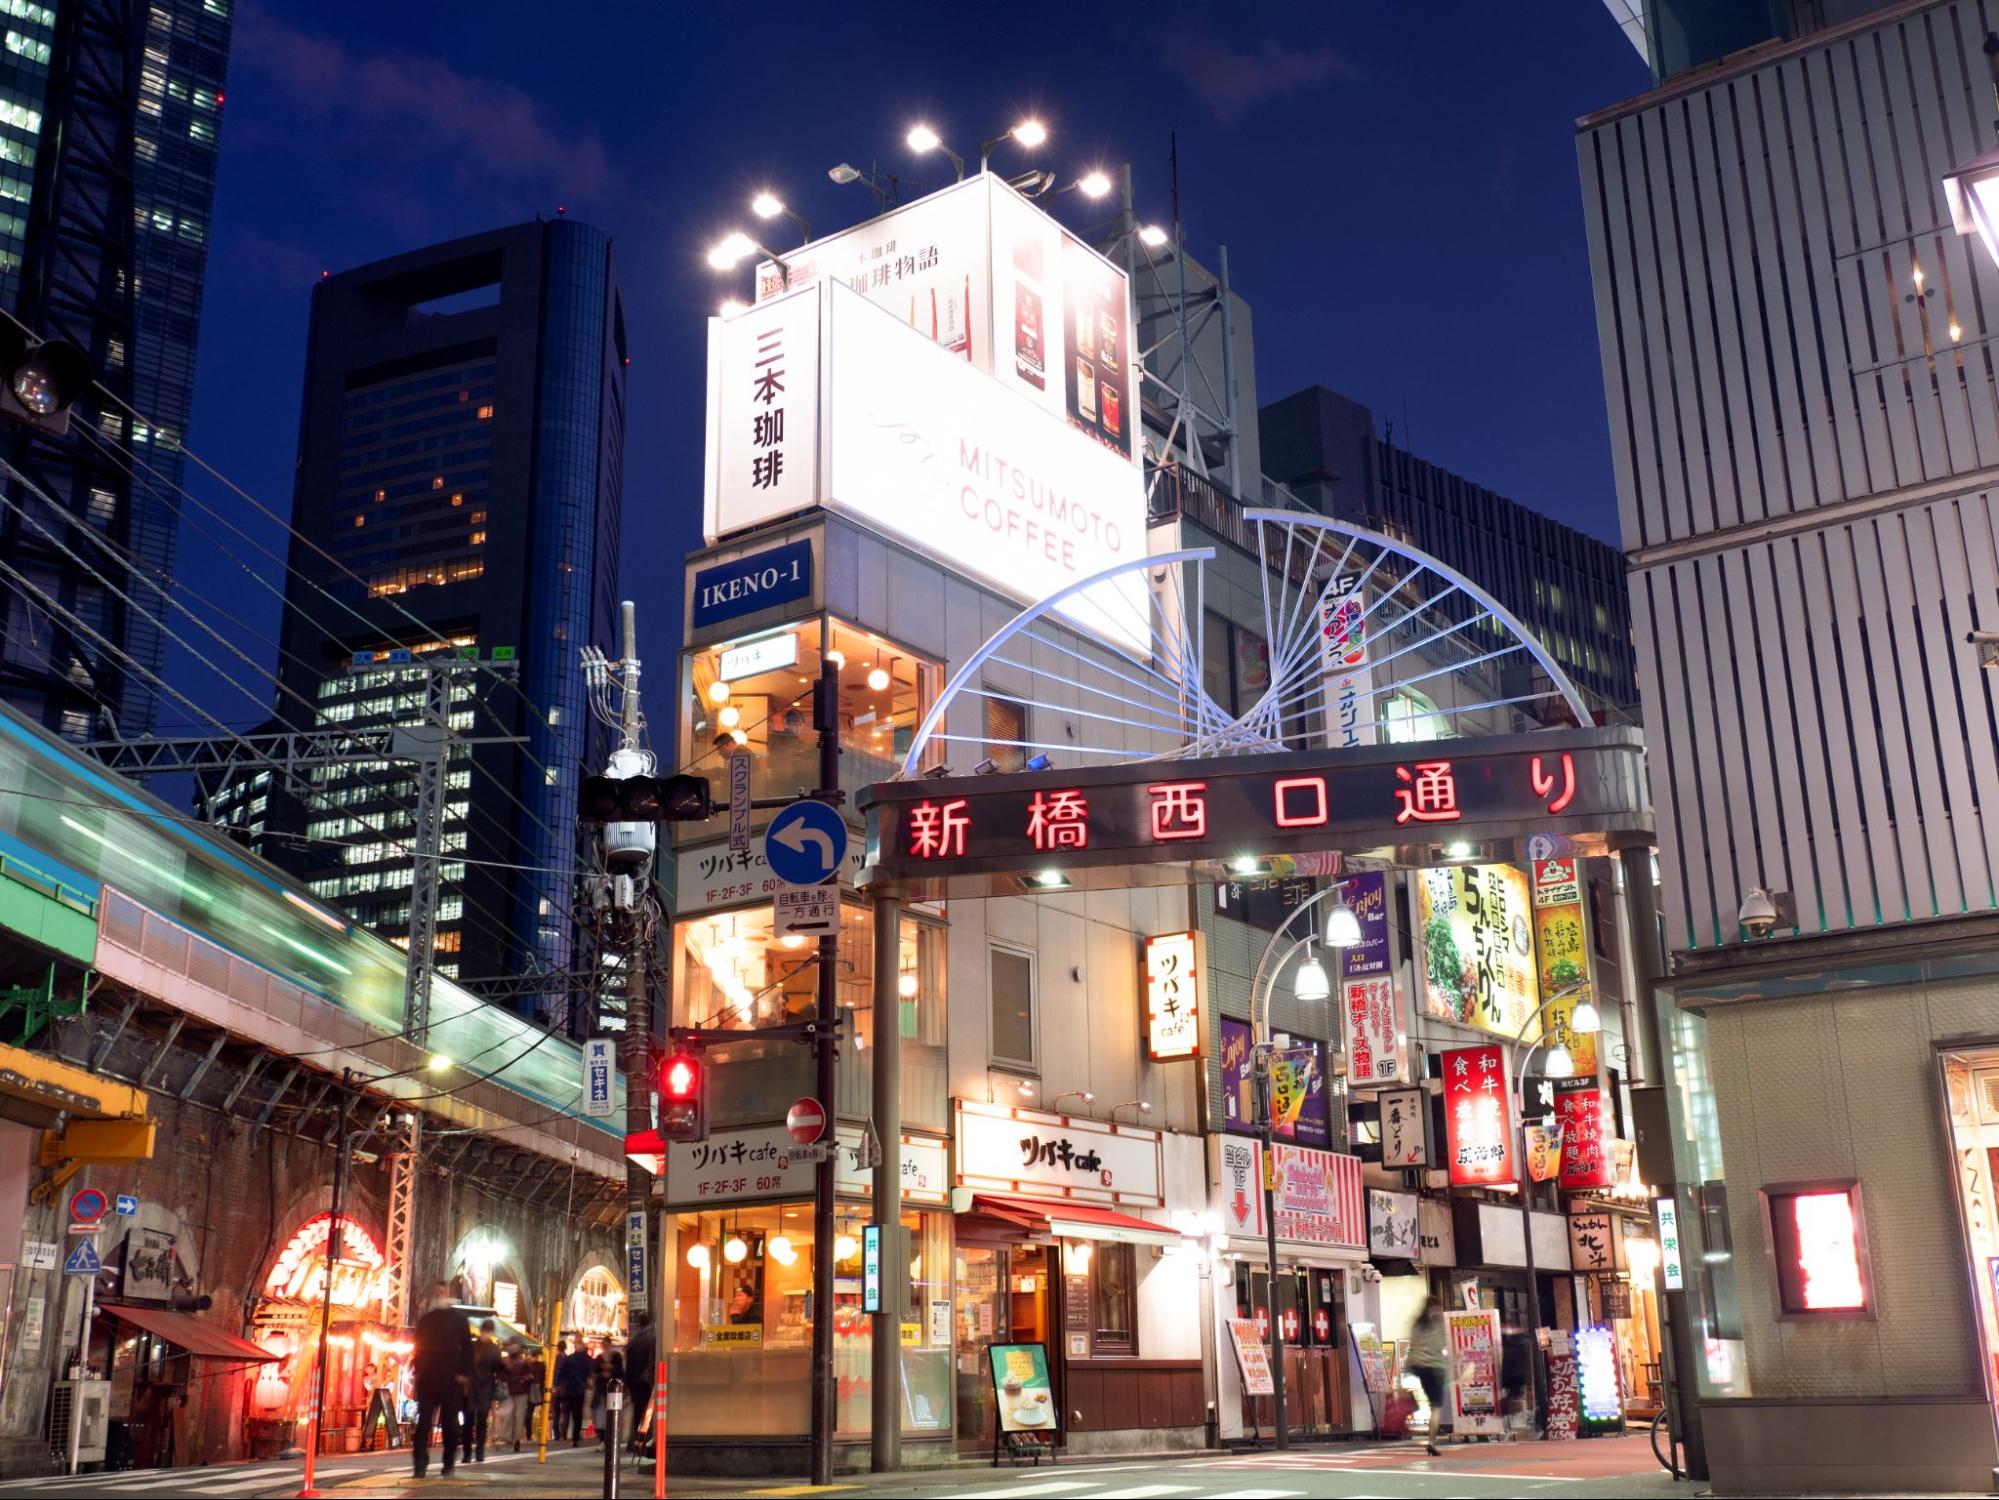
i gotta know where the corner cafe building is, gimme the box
[667,166,1673,1468]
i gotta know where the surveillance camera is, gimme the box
[1738,886,1780,938]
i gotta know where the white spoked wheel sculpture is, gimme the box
[899,509,1592,779]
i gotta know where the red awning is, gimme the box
[106,1305,276,1362]
[970,1194,1186,1248]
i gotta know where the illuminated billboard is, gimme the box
[1418,863,1541,1041]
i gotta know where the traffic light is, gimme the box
[659,1048,707,1143]
[0,323,92,435]
[578,771,713,824]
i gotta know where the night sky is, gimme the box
[161,2,1650,736]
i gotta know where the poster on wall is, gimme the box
[1270,1143,1366,1250]
[1532,858,1599,1077]
[1220,1019,1330,1147]
[1225,1317,1275,1397]
[1442,1044,1514,1187]
[1445,1307,1505,1436]
[1367,1189,1419,1259]
[1343,977,1407,1087]
[1319,572,1375,749]
[1419,865,1540,1040]
[988,1343,1059,1433]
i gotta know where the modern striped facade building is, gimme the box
[1580,0,1999,1488]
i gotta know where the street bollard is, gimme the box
[653,1358,666,1500]
[603,1379,623,1500]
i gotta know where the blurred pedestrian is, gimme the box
[411,1281,472,1479]
[1408,1295,1450,1457]
[497,1339,534,1451]
[624,1313,656,1454]
[552,1337,590,1446]
[466,1318,502,1461]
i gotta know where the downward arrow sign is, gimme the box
[1232,1189,1250,1226]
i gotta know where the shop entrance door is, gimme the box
[953,1244,1054,1455]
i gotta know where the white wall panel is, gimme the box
[1581,0,1999,949]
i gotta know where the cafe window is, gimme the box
[989,944,1036,1072]
[1091,1242,1136,1356]
[679,618,939,837]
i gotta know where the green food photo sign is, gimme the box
[988,1342,1057,1434]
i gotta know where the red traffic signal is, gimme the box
[579,771,714,825]
[659,1049,706,1143]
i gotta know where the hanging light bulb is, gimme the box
[834,1234,859,1261]
[1545,1043,1575,1080]
[782,932,807,949]
[686,1244,711,1270]
[718,705,741,730]
[898,971,918,999]
[1571,997,1602,1033]
[825,649,846,669]
[768,1235,798,1266]
[1293,954,1331,1002]
[867,658,891,692]
[707,680,731,705]
[723,1235,749,1264]
[1325,901,1363,947]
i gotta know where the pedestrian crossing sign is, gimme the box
[63,1239,100,1275]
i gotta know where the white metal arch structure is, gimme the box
[900,511,1592,778]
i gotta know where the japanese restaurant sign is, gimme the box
[954,1099,1163,1207]
[706,285,820,536]
[1554,1080,1613,1191]
[1379,1087,1428,1168]
[1419,864,1541,1040]
[1143,930,1203,1060]
[1442,1044,1514,1187]
[1532,857,1599,1078]
[1367,1189,1419,1259]
[665,1124,817,1205]
[860,731,1650,900]
[1568,1211,1618,1273]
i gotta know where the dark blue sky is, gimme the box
[161,1,1650,734]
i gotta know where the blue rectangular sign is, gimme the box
[692,539,812,630]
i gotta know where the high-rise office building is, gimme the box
[1258,385,1638,716]
[0,0,232,737]
[228,219,626,999]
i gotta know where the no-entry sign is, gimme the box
[786,1097,826,1145]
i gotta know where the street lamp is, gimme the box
[1507,983,1599,1439]
[707,228,793,291]
[905,123,964,181]
[828,162,892,212]
[1074,169,1112,199]
[980,117,1047,173]
[1137,223,1170,249]
[751,189,811,246]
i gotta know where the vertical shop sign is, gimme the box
[1143,930,1203,1060]
[1342,974,1407,1087]
[1533,857,1599,1077]
[1379,1087,1428,1168]
[1542,1328,1580,1440]
[1319,572,1375,749]
[1554,1080,1613,1190]
[1575,1324,1624,1430]
[1442,1044,1513,1187]
[625,1210,648,1314]
[1342,871,1393,976]
[1216,1135,1264,1237]
[1656,1197,1684,1290]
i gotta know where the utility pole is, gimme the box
[809,656,841,1487]
[591,603,659,1331]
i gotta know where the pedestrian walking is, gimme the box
[1408,1295,1451,1457]
[553,1337,591,1446]
[465,1319,503,1462]
[624,1312,656,1454]
[497,1339,534,1451]
[1501,1322,1534,1436]
[590,1347,625,1447]
[411,1281,473,1480]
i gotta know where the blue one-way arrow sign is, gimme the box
[64,1239,100,1276]
[763,799,848,887]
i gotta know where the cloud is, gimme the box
[235,4,614,200]
[1152,19,1358,123]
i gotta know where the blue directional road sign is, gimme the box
[115,1194,137,1217]
[763,799,848,887]
[64,1239,100,1276]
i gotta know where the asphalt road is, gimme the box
[0,1433,1692,1499]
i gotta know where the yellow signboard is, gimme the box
[900,1322,922,1347]
[1532,859,1598,1077]
[701,1325,763,1350]
[1419,864,1540,1041]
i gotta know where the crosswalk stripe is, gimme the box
[1206,1490,1305,1499]
[953,1483,1105,1498]
[196,1466,365,1494]
[1088,1488,1192,1499]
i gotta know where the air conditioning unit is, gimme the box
[50,1379,109,1464]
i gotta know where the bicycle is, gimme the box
[1650,1407,1684,1480]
